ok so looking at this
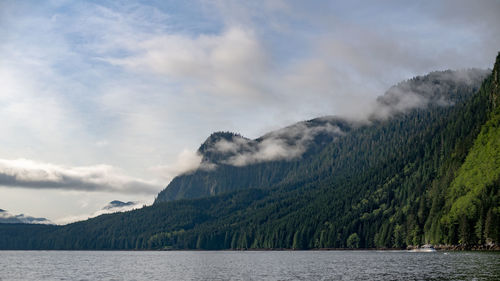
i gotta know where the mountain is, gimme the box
[0,53,498,250]
[155,68,488,203]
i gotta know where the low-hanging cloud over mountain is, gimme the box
[102,200,138,210]
[369,69,490,120]
[55,200,144,225]
[0,159,160,194]
[191,68,489,169]
[0,208,52,224]
[199,118,347,167]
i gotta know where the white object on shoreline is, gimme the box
[409,244,437,252]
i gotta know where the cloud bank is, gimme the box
[0,159,159,194]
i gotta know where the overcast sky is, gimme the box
[1,0,499,224]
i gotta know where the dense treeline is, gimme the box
[1,54,499,250]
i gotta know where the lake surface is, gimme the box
[0,250,498,280]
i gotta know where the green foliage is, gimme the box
[438,55,500,246]
[347,233,360,248]
[446,112,500,218]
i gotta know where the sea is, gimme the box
[0,250,498,280]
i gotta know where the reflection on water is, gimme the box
[0,250,498,280]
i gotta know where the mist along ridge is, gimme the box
[0,53,499,250]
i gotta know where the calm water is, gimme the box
[0,250,498,281]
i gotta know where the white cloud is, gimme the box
[105,27,270,100]
[95,140,109,147]
[149,149,205,182]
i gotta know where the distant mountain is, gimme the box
[0,209,51,224]
[103,200,137,210]
[1,53,498,250]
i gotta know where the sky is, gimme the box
[0,0,499,224]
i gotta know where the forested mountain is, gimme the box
[1,53,499,250]
[155,67,488,203]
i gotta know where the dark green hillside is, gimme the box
[1,54,498,250]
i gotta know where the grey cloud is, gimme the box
[432,0,500,31]
[0,159,160,194]
[105,27,272,101]
[88,1,500,138]
[207,1,500,122]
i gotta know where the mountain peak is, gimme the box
[199,132,247,151]
[197,132,253,164]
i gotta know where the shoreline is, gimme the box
[2,244,499,251]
